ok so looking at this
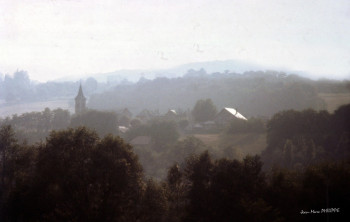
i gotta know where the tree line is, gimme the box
[1,104,350,221]
[88,70,349,117]
[0,70,99,103]
[1,69,349,118]
[262,104,350,170]
[0,109,119,144]
[0,125,349,221]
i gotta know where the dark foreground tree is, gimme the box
[0,125,17,219]
[167,151,280,222]
[262,105,350,170]
[0,125,17,187]
[0,125,36,221]
[139,179,168,222]
[6,127,144,222]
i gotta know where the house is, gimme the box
[118,126,129,133]
[164,109,178,121]
[214,108,247,126]
[203,120,216,129]
[121,108,132,119]
[166,109,177,115]
[136,109,158,123]
[130,136,152,147]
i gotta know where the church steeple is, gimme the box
[75,84,86,114]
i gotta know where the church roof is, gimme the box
[75,84,86,100]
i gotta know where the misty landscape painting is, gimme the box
[1,0,350,221]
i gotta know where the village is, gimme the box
[74,84,262,143]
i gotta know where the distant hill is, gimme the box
[88,70,346,118]
[2,65,348,118]
[54,60,309,83]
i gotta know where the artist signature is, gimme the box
[300,208,340,214]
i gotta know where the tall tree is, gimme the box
[192,99,217,122]
[0,125,17,187]
[0,125,20,221]
[167,164,186,222]
[184,151,214,221]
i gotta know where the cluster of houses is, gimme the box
[116,107,248,132]
[74,85,248,146]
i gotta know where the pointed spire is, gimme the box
[75,83,86,114]
[75,83,86,100]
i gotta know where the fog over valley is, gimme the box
[1,0,350,221]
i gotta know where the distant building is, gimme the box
[118,108,133,127]
[75,84,86,114]
[121,108,133,119]
[214,108,247,126]
[164,109,177,121]
[136,109,158,123]
[118,126,129,134]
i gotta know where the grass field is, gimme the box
[319,93,350,113]
[193,133,266,158]
[193,134,220,147]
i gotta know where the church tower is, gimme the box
[75,84,86,114]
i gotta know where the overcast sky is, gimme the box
[1,0,350,82]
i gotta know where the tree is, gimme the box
[13,70,30,90]
[300,162,350,221]
[51,108,71,130]
[3,70,32,102]
[84,77,98,94]
[171,151,279,222]
[39,108,52,133]
[333,104,350,133]
[8,127,144,221]
[126,120,179,151]
[149,121,179,150]
[283,140,294,168]
[207,156,271,221]
[0,125,38,221]
[184,151,214,221]
[139,179,168,221]
[167,136,206,163]
[192,99,217,122]
[0,125,17,187]
[70,110,118,137]
[166,164,186,222]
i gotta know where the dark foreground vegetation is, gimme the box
[1,104,350,221]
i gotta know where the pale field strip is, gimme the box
[0,99,74,118]
[319,93,350,113]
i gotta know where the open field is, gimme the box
[0,99,74,118]
[319,93,350,113]
[192,134,220,147]
[218,133,266,156]
[193,133,266,158]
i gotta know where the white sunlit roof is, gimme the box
[224,108,247,120]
